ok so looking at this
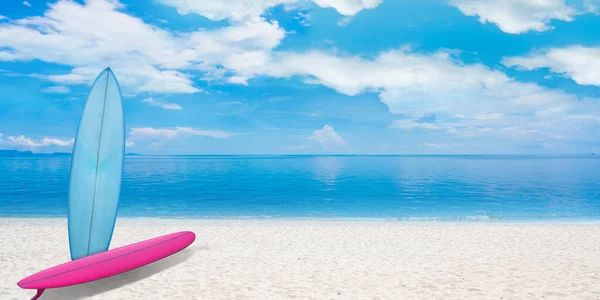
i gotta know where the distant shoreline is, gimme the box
[0,149,141,157]
[0,149,596,157]
[1,216,599,224]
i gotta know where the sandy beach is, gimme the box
[1,219,599,299]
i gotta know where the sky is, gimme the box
[0,0,599,155]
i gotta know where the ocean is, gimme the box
[1,155,599,221]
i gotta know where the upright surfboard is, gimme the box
[68,67,125,260]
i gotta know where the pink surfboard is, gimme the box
[18,231,195,299]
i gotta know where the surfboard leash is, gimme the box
[31,289,45,300]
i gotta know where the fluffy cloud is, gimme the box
[503,46,600,86]
[157,0,296,21]
[157,0,382,20]
[0,134,74,148]
[281,125,348,153]
[187,17,285,85]
[311,0,383,16]
[449,0,577,34]
[0,0,382,95]
[261,47,598,143]
[23,1,31,7]
[0,0,597,151]
[0,0,197,93]
[308,124,346,148]
[267,48,577,114]
[41,86,70,93]
[142,98,182,110]
[0,0,284,94]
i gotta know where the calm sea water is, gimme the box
[1,155,599,221]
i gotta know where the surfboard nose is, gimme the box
[17,276,32,288]
[185,231,196,241]
[101,67,115,77]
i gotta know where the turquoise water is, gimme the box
[1,155,599,221]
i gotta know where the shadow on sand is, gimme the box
[33,248,196,300]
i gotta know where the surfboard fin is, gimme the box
[31,289,45,300]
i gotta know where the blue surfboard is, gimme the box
[68,67,125,260]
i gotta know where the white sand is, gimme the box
[1,218,600,299]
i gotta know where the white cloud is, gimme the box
[23,1,31,7]
[44,67,200,94]
[0,0,382,95]
[267,48,573,112]
[157,0,296,21]
[0,0,596,151]
[142,97,182,110]
[503,46,600,86]
[41,85,70,93]
[129,127,233,139]
[0,134,74,148]
[157,0,381,21]
[308,124,346,148]
[311,0,383,16]
[0,0,284,94]
[449,0,576,34]
[188,17,285,84]
[126,140,135,147]
[0,0,199,94]
[0,16,7,20]
[265,48,599,143]
[258,47,599,145]
[41,137,74,146]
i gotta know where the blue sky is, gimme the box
[0,0,599,154]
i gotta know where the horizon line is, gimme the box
[0,150,596,156]
[127,153,596,156]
